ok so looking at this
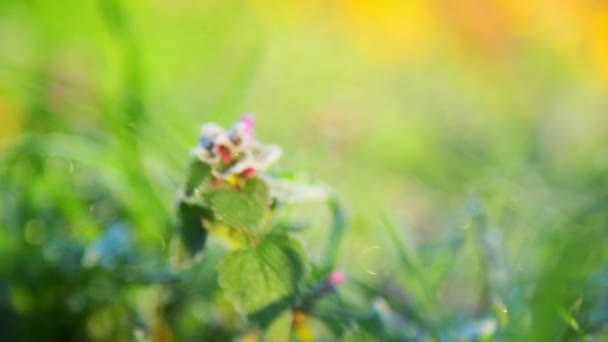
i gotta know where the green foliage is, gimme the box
[219,234,306,314]
[184,159,213,198]
[2,0,608,340]
[177,202,211,258]
[208,178,270,234]
[168,116,345,339]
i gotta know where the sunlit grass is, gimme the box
[1,0,608,340]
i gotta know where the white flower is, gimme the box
[191,115,282,180]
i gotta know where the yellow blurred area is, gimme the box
[587,5,608,80]
[0,95,22,149]
[247,0,608,77]
[338,0,438,62]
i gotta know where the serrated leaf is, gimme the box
[178,202,213,257]
[184,159,212,197]
[209,178,269,233]
[218,235,306,315]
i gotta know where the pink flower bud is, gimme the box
[211,178,222,188]
[240,115,255,136]
[241,167,256,178]
[328,271,345,287]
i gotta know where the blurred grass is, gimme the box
[1,0,608,340]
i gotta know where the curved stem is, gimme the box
[321,195,347,272]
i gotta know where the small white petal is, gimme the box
[250,143,282,170]
[191,146,218,164]
[200,122,225,137]
[212,134,236,151]
[263,176,328,203]
[221,158,254,177]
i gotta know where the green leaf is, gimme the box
[178,202,213,257]
[248,294,295,329]
[184,159,212,197]
[208,178,269,233]
[322,196,347,271]
[218,235,306,315]
[557,305,582,334]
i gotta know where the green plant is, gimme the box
[171,115,349,340]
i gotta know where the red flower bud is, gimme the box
[241,167,256,178]
[217,145,232,164]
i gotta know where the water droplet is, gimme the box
[360,245,384,276]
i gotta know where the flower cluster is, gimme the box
[191,115,282,186]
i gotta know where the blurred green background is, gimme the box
[1,0,608,341]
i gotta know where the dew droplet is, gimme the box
[360,245,384,276]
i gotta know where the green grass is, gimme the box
[1,0,608,340]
